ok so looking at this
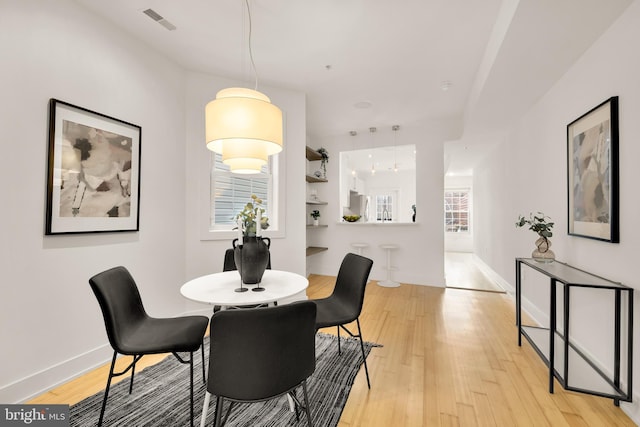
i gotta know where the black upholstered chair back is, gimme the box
[89,266,148,354]
[222,249,236,272]
[207,301,317,401]
[330,253,374,323]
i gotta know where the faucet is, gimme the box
[382,209,389,222]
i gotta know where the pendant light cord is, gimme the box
[245,0,259,91]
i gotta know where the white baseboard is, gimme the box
[0,307,212,404]
[0,344,113,404]
[470,254,514,294]
[620,396,640,425]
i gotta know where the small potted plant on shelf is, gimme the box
[310,210,321,226]
[317,147,329,179]
[515,212,555,262]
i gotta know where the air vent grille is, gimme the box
[142,8,176,31]
[143,8,162,21]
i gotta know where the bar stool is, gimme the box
[351,242,369,256]
[378,244,400,287]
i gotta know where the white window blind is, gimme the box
[210,153,271,229]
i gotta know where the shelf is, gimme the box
[521,326,624,397]
[306,146,328,256]
[306,175,327,183]
[306,146,323,161]
[306,246,328,256]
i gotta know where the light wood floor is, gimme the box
[30,276,635,426]
[445,252,505,293]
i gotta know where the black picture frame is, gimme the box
[567,96,619,242]
[45,99,141,235]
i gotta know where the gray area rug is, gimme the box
[70,333,379,426]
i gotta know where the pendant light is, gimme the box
[349,130,357,177]
[392,125,399,172]
[369,127,376,175]
[205,0,283,174]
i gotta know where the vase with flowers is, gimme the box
[515,212,555,263]
[233,195,271,287]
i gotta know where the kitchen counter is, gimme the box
[336,221,418,226]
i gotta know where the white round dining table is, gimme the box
[180,269,308,308]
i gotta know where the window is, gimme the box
[375,194,394,221]
[444,189,470,232]
[209,152,273,231]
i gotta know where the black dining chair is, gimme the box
[222,248,236,272]
[311,253,374,388]
[89,266,209,427]
[201,301,317,426]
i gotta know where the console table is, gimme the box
[515,258,633,405]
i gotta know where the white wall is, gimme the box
[307,120,461,286]
[444,175,473,252]
[473,2,640,420]
[0,0,189,402]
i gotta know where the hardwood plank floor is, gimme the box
[445,252,505,293]
[29,275,636,426]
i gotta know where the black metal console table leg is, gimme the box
[564,284,570,389]
[516,259,522,346]
[614,289,621,406]
[549,278,556,394]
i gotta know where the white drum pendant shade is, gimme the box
[205,87,283,174]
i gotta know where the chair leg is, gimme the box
[201,339,206,384]
[214,396,223,427]
[302,380,313,427]
[290,389,300,420]
[98,351,118,427]
[356,318,371,389]
[129,355,137,394]
[337,326,341,355]
[190,351,195,427]
[222,401,234,426]
[201,392,211,427]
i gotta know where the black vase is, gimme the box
[232,236,271,284]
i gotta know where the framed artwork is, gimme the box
[45,99,141,235]
[567,96,619,242]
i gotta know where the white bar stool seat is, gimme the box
[351,242,369,255]
[378,244,400,287]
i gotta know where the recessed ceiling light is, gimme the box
[354,101,373,109]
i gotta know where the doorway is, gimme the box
[443,181,504,292]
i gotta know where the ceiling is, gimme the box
[74,0,634,175]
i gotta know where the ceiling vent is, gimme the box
[143,8,176,31]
